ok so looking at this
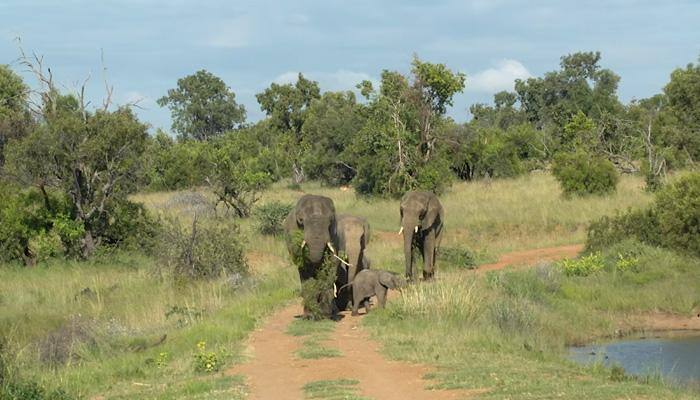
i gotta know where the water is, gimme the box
[569,333,700,386]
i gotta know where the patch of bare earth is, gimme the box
[227,303,474,400]
[476,244,584,272]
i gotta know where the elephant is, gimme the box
[338,269,405,316]
[284,194,339,318]
[399,191,444,281]
[335,214,371,310]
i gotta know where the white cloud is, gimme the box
[468,59,531,93]
[204,15,252,48]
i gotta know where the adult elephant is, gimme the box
[284,194,339,318]
[399,191,444,281]
[335,214,371,309]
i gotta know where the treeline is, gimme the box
[1,51,699,264]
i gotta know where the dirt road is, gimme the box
[227,244,583,400]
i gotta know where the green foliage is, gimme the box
[253,201,293,236]
[552,151,618,196]
[654,173,700,255]
[288,231,337,319]
[4,91,150,258]
[450,124,526,180]
[300,91,366,185]
[558,252,605,277]
[204,130,274,218]
[143,132,211,190]
[156,216,248,281]
[193,341,221,373]
[349,58,464,197]
[440,246,478,269]
[157,70,246,141]
[586,173,700,256]
[662,58,700,164]
[0,64,32,167]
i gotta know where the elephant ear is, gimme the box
[283,209,300,232]
[422,195,443,230]
[379,271,397,289]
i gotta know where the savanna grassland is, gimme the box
[2,171,699,399]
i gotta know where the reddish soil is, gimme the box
[476,244,584,272]
[227,244,584,399]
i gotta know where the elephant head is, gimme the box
[336,214,370,283]
[378,270,405,290]
[399,191,444,280]
[285,194,337,265]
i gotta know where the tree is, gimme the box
[349,58,465,197]
[514,51,622,148]
[663,57,700,164]
[256,73,321,183]
[0,65,32,167]
[158,70,246,141]
[300,91,366,185]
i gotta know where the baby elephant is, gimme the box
[340,269,405,316]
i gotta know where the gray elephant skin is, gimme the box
[339,269,404,316]
[335,214,371,309]
[399,191,444,281]
[284,194,339,318]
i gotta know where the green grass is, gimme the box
[363,240,700,399]
[2,171,694,399]
[286,319,342,359]
[302,379,371,400]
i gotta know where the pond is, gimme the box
[569,332,700,386]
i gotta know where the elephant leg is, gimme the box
[364,298,372,314]
[351,288,361,316]
[422,230,436,280]
[376,285,388,308]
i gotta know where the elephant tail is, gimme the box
[337,282,353,292]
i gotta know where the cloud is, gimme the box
[204,15,252,48]
[468,59,531,92]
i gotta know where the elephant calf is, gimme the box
[339,269,405,316]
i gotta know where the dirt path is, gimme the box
[227,244,583,400]
[476,244,584,272]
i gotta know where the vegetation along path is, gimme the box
[227,244,582,399]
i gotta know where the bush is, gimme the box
[156,217,248,281]
[552,151,618,196]
[287,231,337,319]
[586,173,700,256]
[440,246,478,269]
[654,173,700,255]
[95,200,161,253]
[193,341,222,373]
[253,202,293,236]
[558,252,605,277]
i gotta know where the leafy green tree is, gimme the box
[0,65,32,167]
[300,91,366,185]
[349,58,465,197]
[514,51,622,152]
[256,73,320,183]
[5,91,150,257]
[662,57,700,164]
[143,130,211,190]
[158,70,246,141]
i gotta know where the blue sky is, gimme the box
[1,0,698,132]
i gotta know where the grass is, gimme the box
[2,171,694,399]
[363,240,700,399]
[286,319,342,360]
[302,379,370,400]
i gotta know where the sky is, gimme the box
[1,0,698,133]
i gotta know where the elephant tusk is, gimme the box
[414,226,419,233]
[327,242,336,253]
[300,240,306,249]
[398,226,404,235]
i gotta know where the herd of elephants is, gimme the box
[283,191,444,318]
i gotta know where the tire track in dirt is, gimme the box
[228,244,584,399]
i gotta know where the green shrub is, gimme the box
[654,173,700,255]
[193,341,221,373]
[96,200,161,253]
[552,151,618,196]
[27,230,64,264]
[586,172,700,256]
[253,202,293,236]
[558,252,605,277]
[440,246,478,269]
[156,217,248,281]
[288,231,337,319]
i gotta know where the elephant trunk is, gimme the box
[401,219,418,279]
[345,241,362,284]
[305,233,330,264]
